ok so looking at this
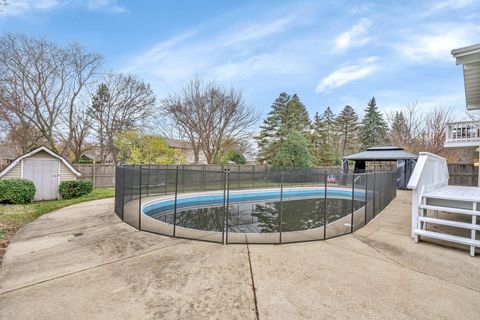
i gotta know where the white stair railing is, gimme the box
[407,152,449,238]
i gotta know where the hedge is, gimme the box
[0,179,36,204]
[59,180,93,199]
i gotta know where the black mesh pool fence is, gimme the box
[114,166,397,244]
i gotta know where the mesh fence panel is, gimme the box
[114,166,397,244]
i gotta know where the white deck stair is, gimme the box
[408,153,480,256]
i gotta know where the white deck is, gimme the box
[423,185,480,202]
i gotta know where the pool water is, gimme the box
[148,198,364,233]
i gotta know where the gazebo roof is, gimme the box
[343,146,417,161]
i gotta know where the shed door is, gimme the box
[23,159,59,201]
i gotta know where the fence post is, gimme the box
[165,165,169,194]
[146,164,150,197]
[324,170,327,239]
[222,169,226,244]
[138,165,142,230]
[173,166,179,237]
[92,161,96,188]
[373,170,376,217]
[364,173,368,223]
[266,166,269,188]
[121,165,126,221]
[181,165,185,193]
[252,165,255,189]
[225,169,230,244]
[351,174,355,233]
[279,171,284,244]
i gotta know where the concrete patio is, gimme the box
[1,190,479,320]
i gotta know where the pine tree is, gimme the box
[390,110,410,147]
[89,83,110,163]
[255,92,290,163]
[256,93,311,164]
[335,105,360,156]
[360,97,388,148]
[278,94,311,136]
[322,107,336,140]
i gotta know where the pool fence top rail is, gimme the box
[114,165,397,245]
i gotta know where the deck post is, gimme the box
[471,203,477,257]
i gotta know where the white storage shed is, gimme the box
[0,146,81,201]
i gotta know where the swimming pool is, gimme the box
[140,187,367,243]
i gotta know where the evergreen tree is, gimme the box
[256,93,311,164]
[89,83,110,163]
[360,97,388,148]
[390,110,410,146]
[335,105,360,156]
[278,94,311,136]
[272,131,312,169]
[322,107,336,140]
[255,92,290,163]
[318,107,340,165]
[311,112,324,153]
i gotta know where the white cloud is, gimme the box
[334,18,372,52]
[0,0,61,16]
[396,23,480,62]
[87,0,127,14]
[424,0,475,16]
[0,0,126,17]
[219,15,296,47]
[316,56,379,93]
[124,10,316,96]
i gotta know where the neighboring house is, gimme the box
[164,138,207,164]
[0,145,17,170]
[80,150,115,164]
[0,146,81,201]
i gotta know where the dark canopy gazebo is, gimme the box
[342,146,417,189]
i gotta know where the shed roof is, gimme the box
[343,146,417,161]
[0,146,81,178]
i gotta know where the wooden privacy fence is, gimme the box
[447,164,479,186]
[75,164,116,188]
[73,163,480,188]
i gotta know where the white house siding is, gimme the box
[1,163,21,179]
[60,162,77,181]
[28,150,53,159]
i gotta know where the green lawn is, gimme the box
[0,188,115,260]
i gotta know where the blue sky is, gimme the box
[1,0,480,121]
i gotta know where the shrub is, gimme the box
[272,131,312,170]
[222,150,246,165]
[59,180,93,199]
[0,179,36,204]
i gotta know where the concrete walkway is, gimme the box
[1,191,480,319]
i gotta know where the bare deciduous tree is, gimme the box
[387,102,453,155]
[70,102,93,163]
[0,33,102,155]
[0,83,45,153]
[88,73,156,162]
[163,78,258,164]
